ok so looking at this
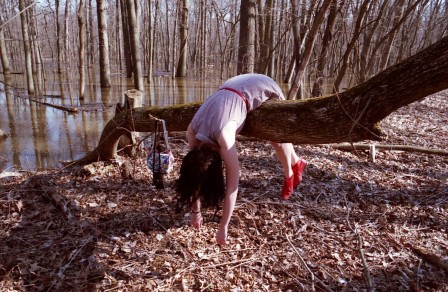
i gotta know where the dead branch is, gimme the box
[344,197,374,291]
[285,234,333,292]
[330,143,448,156]
[28,97,78,113]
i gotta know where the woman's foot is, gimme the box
[281,175,294,200]
[292,159,307,187]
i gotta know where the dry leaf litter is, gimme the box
[1,91,447,291]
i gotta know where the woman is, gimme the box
[176,73,307,245]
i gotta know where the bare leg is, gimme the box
[271,142,299,178]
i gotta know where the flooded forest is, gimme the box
[0,0,446,170]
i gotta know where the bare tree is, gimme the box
[97,0,111,87]
[126,0,143,91]
[333,0,371,93]
[0,2,11,76]
[311,0,341,97]
[147,0,158,83]
[366,0,429,77]
[120,0,133,78]
[257,0,275,74]
[237,0,256,74]
[78,0,86,98]
[176,0,189,77]
[171,0,179,78]
[287,0,332,100]
[87,0,95,67]
[18,0,34,94]
[55,0,62,73]
[64,0,70,63]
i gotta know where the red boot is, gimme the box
[281,175,294,200]
[292,159,307,187]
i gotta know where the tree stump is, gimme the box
[115,89,143,156]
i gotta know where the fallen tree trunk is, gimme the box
[73,36,448,165]
[29,97,78,113]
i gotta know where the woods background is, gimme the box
[0,0,447,100]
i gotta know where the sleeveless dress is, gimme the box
[190,74,285,145]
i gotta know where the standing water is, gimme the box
[0,72,222,172]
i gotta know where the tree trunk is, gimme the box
[257,0,274,74]
[146,0,154,83]
[78,0,86,98]
[311,0,339,97]
[97,0,111,88]
[64,0,70,63]
[87,0,95,67]
[287,0,332,100]
[73,36,448,165]
[55,0,62,73]
[171,0,179,78]
[237,0,256,74]
[120,0,133,78]
[366,0,429,77]
[0,27,9,75]
[0,7,11,75]
[126,0,144,91]
[19,0,35,95]
[333,0,370,93]
[176,0,188,77]
[358,0,388,83]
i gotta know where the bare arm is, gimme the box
[216,121,239,245]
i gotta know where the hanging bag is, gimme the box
[146,119,175,175]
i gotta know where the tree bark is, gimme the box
[0,6,11,76]
[333,0,370,92]
[55,0,62,73]
[257,0,274,74]
[176,0,188,77]
[311,0,340,97]
[73,36,448,165]
[97,0,111,88]
[287,0,332,100]
[237,0,256,74]
[126,0,144,91]
[78,0,86,98]
[120,0,133,78]
[18,0,34,95]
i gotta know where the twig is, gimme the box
[416,259,422,291]
[201,257,256,269]
[344,196,375,291]
[285,234,333,292]
[355,231,374,291]
[47,236,93,292]
[334,88,381,154]
[0,1,37,29]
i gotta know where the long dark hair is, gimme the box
[176,147,225,209]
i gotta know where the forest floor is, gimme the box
[1,91,447,291]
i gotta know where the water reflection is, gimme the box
[0,73,223,171]
[0,72,332,172]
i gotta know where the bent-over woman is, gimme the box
[176,73,307,245]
